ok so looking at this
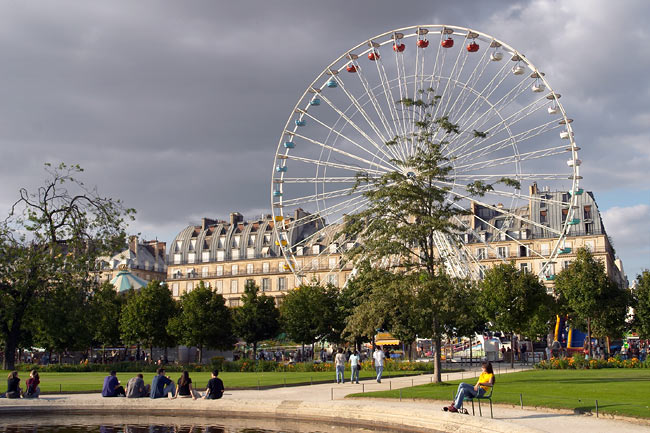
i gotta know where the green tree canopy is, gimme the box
[341,93,510,382]
[633,270,650,339]
[168,281,236,363]
[480,263,555,366]
[279,283,327,349]
[0,163,134,369]
[120,280,177,356]
[555,247,631,355]
[233,280,280,358]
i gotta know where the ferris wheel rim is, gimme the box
[271,24,580,280]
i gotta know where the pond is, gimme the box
[0,415,425,433]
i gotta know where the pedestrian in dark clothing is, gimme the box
[1,371,22,398]
[203,370,225,400]
[150,368,175,399]
[101,371,125,397]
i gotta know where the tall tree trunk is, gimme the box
[433,335,442,383]
[587,317,593,359]
[469,336,473,366]
[511,333,515,368]
[150,345,153,363]
[311,342,315,361]
[2,335,18,370]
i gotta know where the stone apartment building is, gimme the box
[97,235,167,284]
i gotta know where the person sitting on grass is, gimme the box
[444,361,494,414]
[101,371,126,397]
[0,371,22,399]
[126,373,150,398]
[170,370,200,400]
[203,370,224,400]
[150,368,175,399]
[23,370,40,399]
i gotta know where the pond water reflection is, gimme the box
[0,415,400,433]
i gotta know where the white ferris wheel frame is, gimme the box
[270,24,581,281]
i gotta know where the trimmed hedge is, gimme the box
[15,358,441,374]
[535,353,648,370]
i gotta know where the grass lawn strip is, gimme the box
[347,369,650,419]
[0,369,430,393]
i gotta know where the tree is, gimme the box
[89,281,124,358]
[233,280,280,359]
[633,270,650,339]
[167,281,236,363]
[342,93,508,382]
[120,280,177,358]
[480,263,555,367]
[0,163,134,369]
[443,278,486,364]
[555,248,630,357]
[280,284,327,352]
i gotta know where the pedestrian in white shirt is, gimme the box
[349,350,360,384]
[334,348,346,384]
[373,346,385,383]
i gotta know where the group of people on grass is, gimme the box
[0,370,41,399]
[102,368,224,400]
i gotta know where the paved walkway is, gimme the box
[1,367,648,433]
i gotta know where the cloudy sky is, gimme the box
[0,0,648,280]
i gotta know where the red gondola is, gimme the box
[441,38,454,48]
[368,51,380,61]
[417,39,429,48]
[467,42,480,52]
[346,64,357,73]
[393,43,405,52]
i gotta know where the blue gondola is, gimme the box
[567,218,580,225]
[276,166,287,173]
[327,79,338,88]
[570,188,584,196]
[283,141,295,149]
[310,98,321,106]
[295,120,306,127]
[559,247,572,254]
[273,190,283,197]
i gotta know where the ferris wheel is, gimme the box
[271,25,581,281]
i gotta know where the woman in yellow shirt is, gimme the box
[444,361,494,413]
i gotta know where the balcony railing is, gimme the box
[168,262,353,280]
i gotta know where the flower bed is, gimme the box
[534,353,648,370]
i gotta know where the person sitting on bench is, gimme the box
[444,361,494,413]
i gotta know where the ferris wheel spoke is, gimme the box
[442,178,569,207]
[333,65,393,145]
[281,176,380,184]
[452,143,570,173]
[354,64,401,147]
[288,197,371,250]
[449,119,561,164]
[430,33,469,131]
[440,183,563,235]
[280,184,374,208]
[283,155,387,175]
[292,107,398,167]
[289,130,399,173]
[444,72,532,151]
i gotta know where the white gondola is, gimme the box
[548,106,559,114]
[490,51,503,61]
[512,65,525,75]
[532,83,546,92]
[560,131,573,139]
[567,159,582,167]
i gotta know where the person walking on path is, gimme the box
[335,348,346,384]
[24,370,40,399]
[203,370,225,400]
[373,346,385,383]
[126,373,150,398]
[349,350,360,384]
[101,371,125,397]
[443,361,495,413]
[150,368,175,399]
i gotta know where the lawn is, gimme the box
[348,369,650,419]
[0,369,428,393]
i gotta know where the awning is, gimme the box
[375,339,400,346]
